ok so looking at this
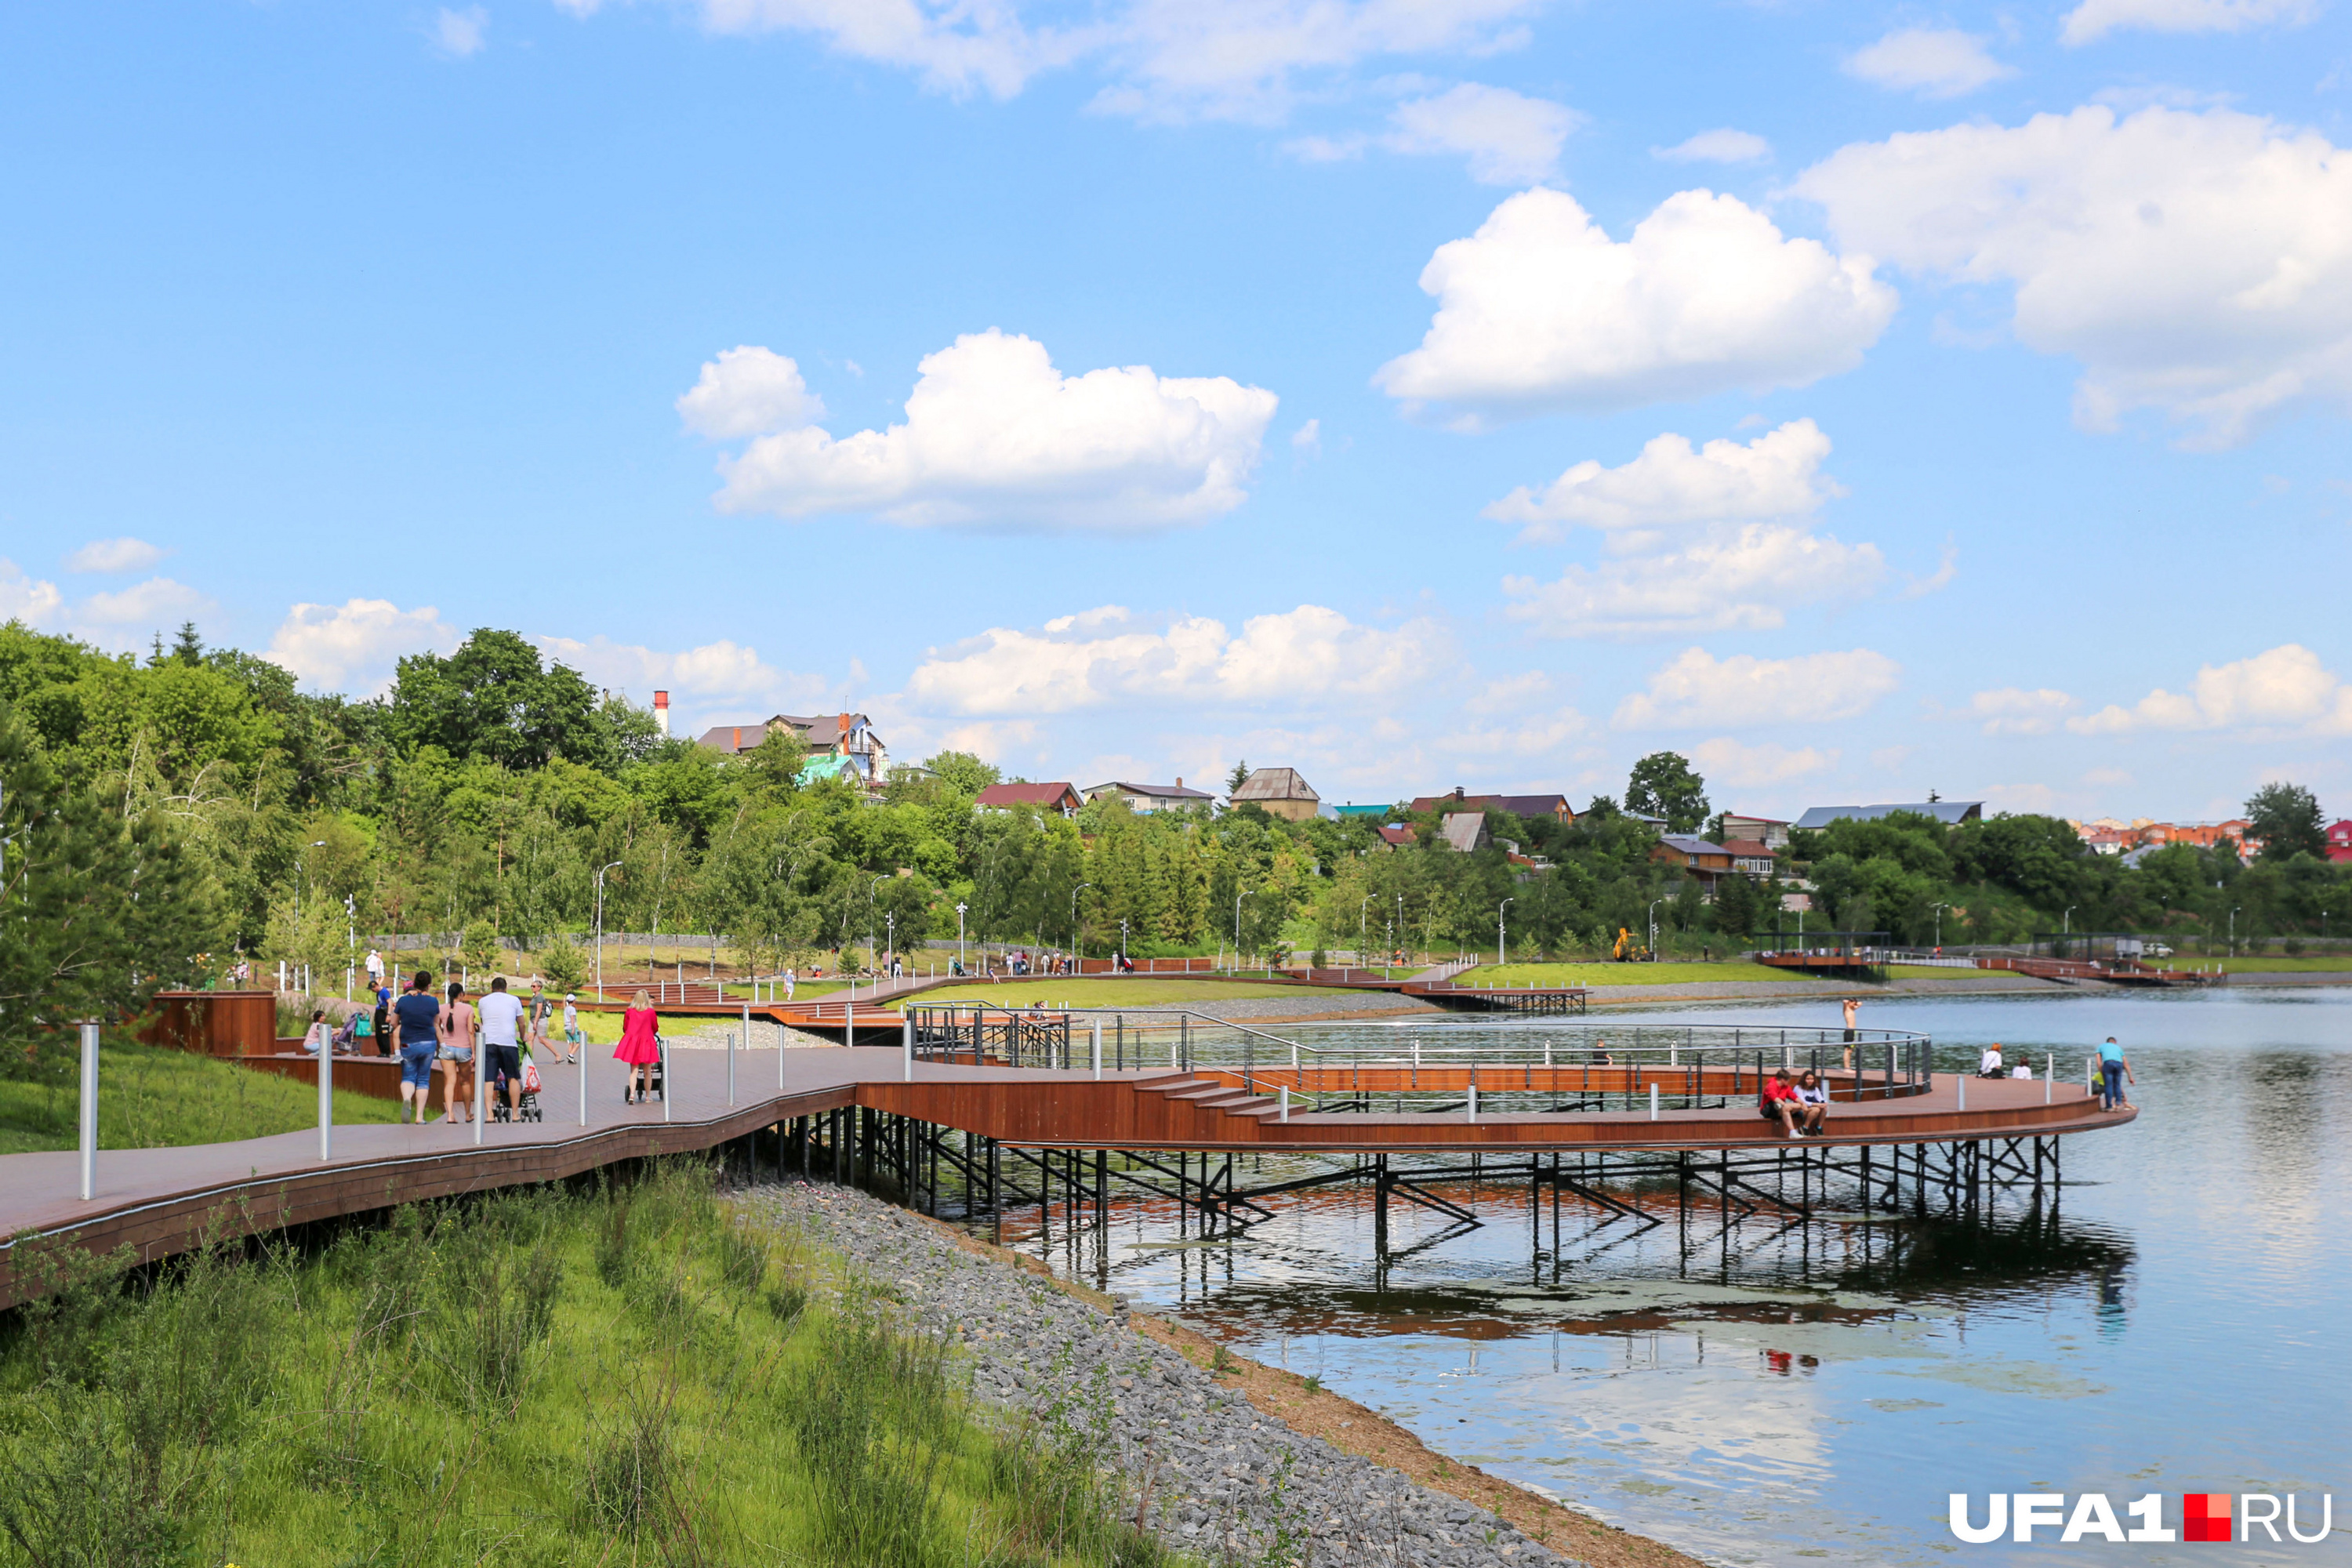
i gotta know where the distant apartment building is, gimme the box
[2329,820,2352,864]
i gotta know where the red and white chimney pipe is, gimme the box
[653,689,670,737]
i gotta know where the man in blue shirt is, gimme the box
[394,971,441,1123]
[2096,1036,2136,1111]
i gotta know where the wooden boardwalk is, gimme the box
[0,1044,2130,1308]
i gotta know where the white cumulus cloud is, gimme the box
[433,6,488,57]
[696,329,1278,532]
[65,537,167,574]
[1653,129,1772,164]
[2067,644,2352,735]
[907,604,1446,716]
[1967,686,2078,734]
[0,561,64,627]
[1374,187,1896,419]
[532,633,826,711]
[1503,524,1884,638]
[266,599,462,698]
[1843,28,2013,98]
[1485,419,1840,541]
[1613,646,1901,729]
[676,347,827,438]
[1792,105,2352,446]
[1383,83,1580,185]
[1690,737,1839,787]
[2061,0,2318,45]
[1094,0,1546,123]
[74,578,212,630]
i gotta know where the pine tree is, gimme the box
[1,700,210,1083]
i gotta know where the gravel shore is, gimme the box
[737,1180,1583,1568]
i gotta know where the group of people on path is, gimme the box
[370,970,588,1123]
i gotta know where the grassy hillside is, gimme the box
[0,1164,1185,1567]
[0,1041,403,1156]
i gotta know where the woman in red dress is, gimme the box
[615,988,661,1103]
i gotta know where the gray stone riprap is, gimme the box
[737,1181,1583,1568]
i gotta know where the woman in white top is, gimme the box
[1978,1043,2005,1077]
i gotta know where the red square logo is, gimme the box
[2183,1494,2232,1542]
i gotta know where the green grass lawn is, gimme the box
[2203,955,2352,972]
[0,1164,1185,1567]
[0,1041,405,1156]
[884,976,1362,1010]
[1466,960,1812,988]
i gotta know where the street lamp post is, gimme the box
[1648,898,1662,962]
[1069,881,1092,956]
[1359,895,1373,967]
[866,873,886,976]
[956,902,967,972]
[1235,887,1254,971]
[1497,897,1514,967]
[594,861,622,994]
[1933,902,1950,949]
[2230,906,2241,956]
[884,911,895,977]
[1119,918,1129,967]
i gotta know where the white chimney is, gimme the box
[653,690,670,737]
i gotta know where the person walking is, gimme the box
[394,971,441,1123]
[561,993,582,1064]
[525,978,554,1061]
[615,988,661,1104]
[783,967,796,1003]
[365,946,384,990]
[372,982,394,1056]
[437,980,479,1124]
[2096,1036,2136,1111]
[1841,996,1860,1071]
[478,975,528,1120]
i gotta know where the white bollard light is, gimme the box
[1650,1083,1659,1121]
[1091,1020,1102,1080]
[1958,1076,1967,1112]
[1279,1086,1290,1122]
[579,1017,589,1127]
[1467,1082,1478,1121]
[2045,1054,2053,1105]
[78,1021,100,1200]
[662,1034,671,1122]
[728,1031,736,1105]
[902,1011,914,1082]
[474,1034,485,1145]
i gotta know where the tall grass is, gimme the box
[0,1166,1192,1568]
[0,1040,403,1156]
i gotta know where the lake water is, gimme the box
[995,987,2352,1566]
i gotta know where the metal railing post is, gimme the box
[78,1021,100,1200]
[662,1033,671,1123]
[319,1026,332,1162]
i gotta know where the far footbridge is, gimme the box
[0,1003,2130,1309]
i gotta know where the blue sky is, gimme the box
[2,0,2348,824]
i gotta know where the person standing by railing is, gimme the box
[2096,1036,2136,1111]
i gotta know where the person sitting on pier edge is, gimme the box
[2096,1036,2136,1111]
[1590,1037,1613,1065]
[1759,1069,1806,1138]
[1978,1042,2005,1078]
[1794,1069,1830,1135]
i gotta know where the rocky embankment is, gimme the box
[737,1181,1586,1568]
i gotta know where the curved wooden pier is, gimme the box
[0,1043,2130,1308]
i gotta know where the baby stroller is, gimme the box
[489,1047,545,1123]
[623,1037,666,1105]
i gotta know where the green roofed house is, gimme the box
[797,753,866,789]
[1334,803,1397,820]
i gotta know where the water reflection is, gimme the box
[989,987,2352,1567]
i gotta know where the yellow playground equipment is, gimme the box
[1611,927,1650,963]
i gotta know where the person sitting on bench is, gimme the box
[1759,1069,1806,1138]
[1794,1069,1831,1135]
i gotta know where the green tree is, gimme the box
[387,629,615,772]
[1625,753,1708,833]
[0,700,210,1082]
[1226,759,1250,795]
[2245,782,2328,862]
[921,750,1000,797]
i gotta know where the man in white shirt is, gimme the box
[1978,1043,2005,1078]
[477,976,528,1116]
[365,948,384,988]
